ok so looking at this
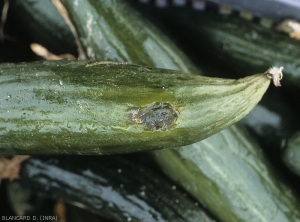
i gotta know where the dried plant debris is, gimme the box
[0,156,30,182]
[30,43,76,60]
[276,19,300,40]
[54,200,67,222]
[51,0,86,59]
[0,0,9,41]
[265,66,283,87]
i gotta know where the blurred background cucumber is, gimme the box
[14,155,215,222]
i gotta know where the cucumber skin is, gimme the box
[62,0,198,73]
[151,125,300,222]
[283,132,300,177]
[141,8,300,87]
[0,60,269,155]
[16,155,215,222]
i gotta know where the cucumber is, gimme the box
[0,60,269,154]
[283,132,300,177]
[133,7,300,88]
[15,155,216,222]
[9,0,77,55]
[151,125,300,222]
[61,0,198,73]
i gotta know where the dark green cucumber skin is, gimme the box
[62,0,199,73]
[16,155,215,222]
[9,0,77,55]
[0,60,269,155]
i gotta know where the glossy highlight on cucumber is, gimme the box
[15,155,216,222]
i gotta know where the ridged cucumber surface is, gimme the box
[61,0,198,73]
[151,125,300,222]
[0,60,269,154]
[16,155,216,222]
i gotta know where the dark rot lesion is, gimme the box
[127,102,179,131]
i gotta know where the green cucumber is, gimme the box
[9,0,76,55]
[283,132,300,177]
[16,155,216,222]
[151,125,300,222]
[61,0,198,73]
[0,60,269,154]
[137,8,300,87]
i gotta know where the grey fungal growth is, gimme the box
[127,102,179,131]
